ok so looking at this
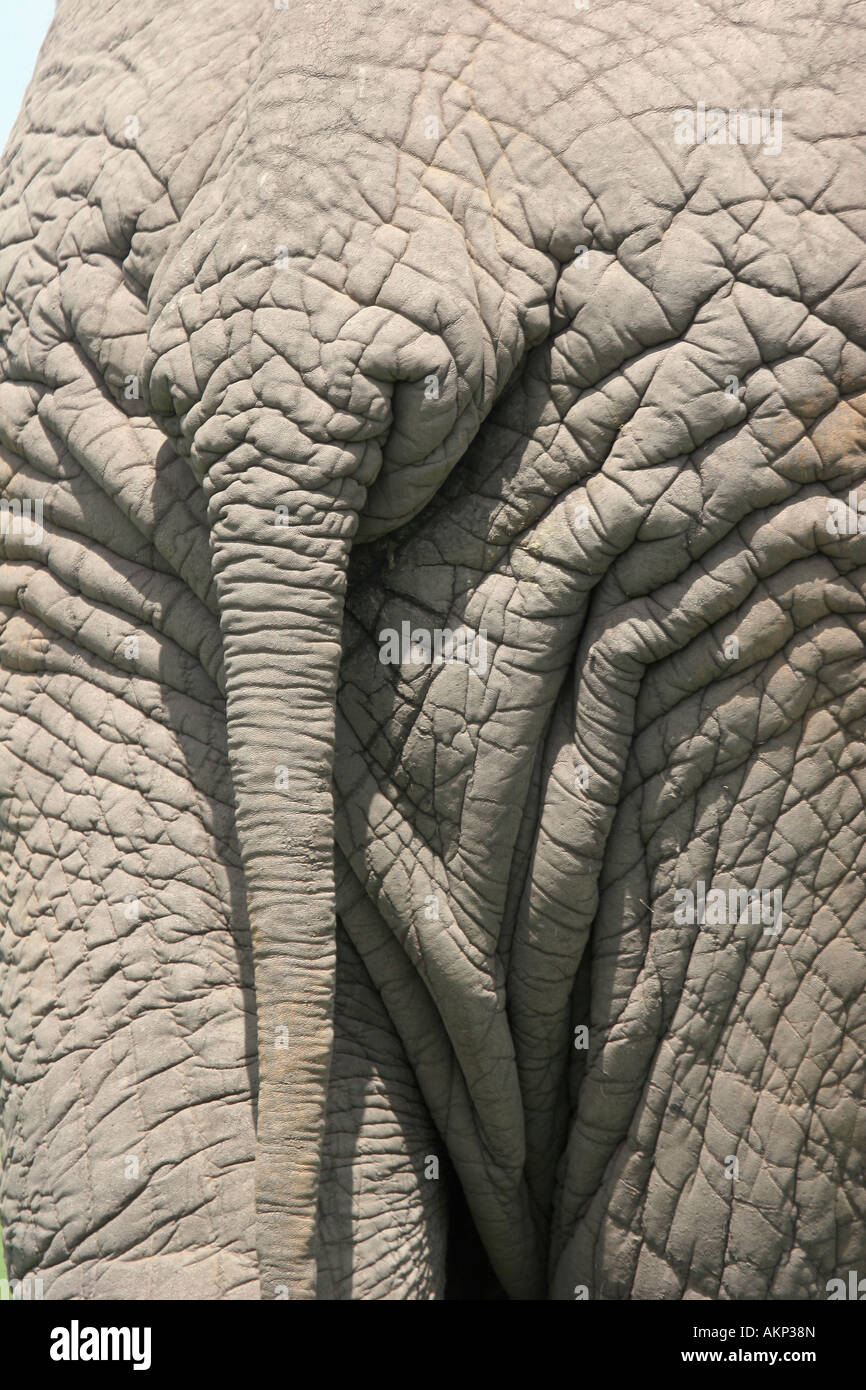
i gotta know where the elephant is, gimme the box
[0,0,864,1301]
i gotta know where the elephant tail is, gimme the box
[208,469,362,1299]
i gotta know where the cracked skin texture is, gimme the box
[0,0,864,1300]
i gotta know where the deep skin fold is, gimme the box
[0,0,864,1300]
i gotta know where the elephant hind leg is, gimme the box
[316,923,448,1300]
[0,647,259,1299]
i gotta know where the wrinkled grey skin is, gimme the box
[0,0,864,1301]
